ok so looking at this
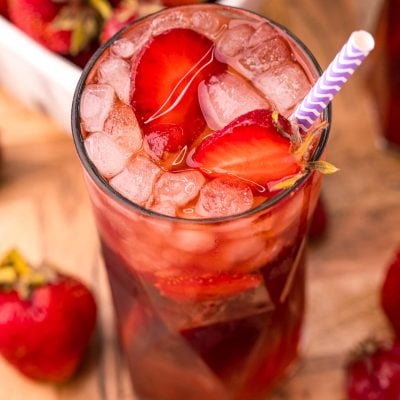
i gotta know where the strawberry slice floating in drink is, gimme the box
[188,109,301,190]
[130,28,226,157]
[188,109,335,192]
[156,272,263,302]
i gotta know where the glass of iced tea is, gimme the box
[72,4,330,399]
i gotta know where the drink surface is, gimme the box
[79,4,320,219]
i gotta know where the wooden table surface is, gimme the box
[0,0,399,399]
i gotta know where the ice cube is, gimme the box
[191,11,221,37]
[126,23,152,49]
[98,57,130,104]
[239,36,292,74]
[248,23,278,47]
[155,171,206,207]
[111,38,136,59]
[253,61,311,115]
[151,11,189,36]
[84,132,129,178]
[215,22,255,58]
[151,201,177,217]
[174,279,274,328]
[220,236,266,267]
[109,155,162,206]
[80,84,114,133]
[271,187,304,236]
[195,177,253,218]
[245,239,285,272]
[158,246,195,272]
[198,71,270,131]
[170,229,216,254]
[104,103,143,153]
[112,23,152,58]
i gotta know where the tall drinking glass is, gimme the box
[72,4,331,399]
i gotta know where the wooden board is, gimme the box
[0,0,399,398]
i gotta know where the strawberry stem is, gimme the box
[1,249,30,277]
[0,249,57,298]
[0,267,17,286]
[294,131,316,159]
[268,172,306,191]
[271,111,291,140]
[307,160,339,174]
[347,337,390,366]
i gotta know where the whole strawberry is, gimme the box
[381,248,400,337]
[346,339,400,400]
[0,249,97,382]
[7,0,110,55]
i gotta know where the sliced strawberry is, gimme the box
[130,28,226,156]
[188,109,301,189]
[156,272,263,302]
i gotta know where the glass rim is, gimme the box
[71,3,331,225]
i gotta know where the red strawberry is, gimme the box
[0,0,8,17]
[385,379,400,399]
[7,0,108,55]
[130,28,226,157]
[100,0,138,44]
[381,248,400,336]
[188,109,302,190]
[155,272,262,302]
[308,195,329,240]
[346,339,400,400]
[0,249,97,382]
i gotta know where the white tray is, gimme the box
[0,0,259,133]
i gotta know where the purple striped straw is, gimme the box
[291,30,375,131]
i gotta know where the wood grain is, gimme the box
[0,0,399,399]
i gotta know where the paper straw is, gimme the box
[291,30,375,131]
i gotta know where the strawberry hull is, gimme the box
[71,4,330,399]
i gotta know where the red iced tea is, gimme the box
[72,4,330,399]
[370,0,400,149]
